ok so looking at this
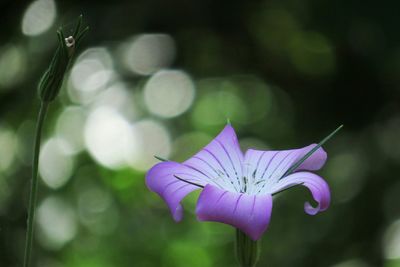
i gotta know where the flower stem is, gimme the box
[235,229,260,267]
[23,101,49,267]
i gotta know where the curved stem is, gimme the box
[23,102,49,267]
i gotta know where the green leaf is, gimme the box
[154,155,169,162]
[283,124,343,177]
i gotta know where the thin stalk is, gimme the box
[235,229,259,267]
[23,102,49,267]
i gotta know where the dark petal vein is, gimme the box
[233,194,243,214]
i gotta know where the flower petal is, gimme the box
[146,125,245,221]
[243,144,327,194]
[184,124,244,192]
[269,171,330,215]
[146,161,202,221]
[196,184,273,240]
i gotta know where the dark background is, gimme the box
[1,0,400,266]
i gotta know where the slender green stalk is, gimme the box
[23,102,49,267]
[235,229,259,267]
[22,15,87,267]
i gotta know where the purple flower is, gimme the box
[146,124,330,241]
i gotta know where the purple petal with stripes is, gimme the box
[196,184,273,241]
[146,125,245,221]
[146,161,203,221]
[243,144,327,187]
[269,171,330,215]
[184,124,244,192]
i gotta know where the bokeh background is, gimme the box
[1,0,400,266]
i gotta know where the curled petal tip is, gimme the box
[304,202,320,215]
[269,172,330,216]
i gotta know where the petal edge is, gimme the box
[146,161,200,221]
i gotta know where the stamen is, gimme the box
[240,176,248,193]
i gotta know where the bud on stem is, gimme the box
[24,15,88,267]
[38,15,88,102]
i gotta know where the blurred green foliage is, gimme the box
[1,0,400,267]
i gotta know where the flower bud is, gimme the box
[38,15,88,102]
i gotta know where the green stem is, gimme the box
[235,229,260,267]
[23,102,49,267]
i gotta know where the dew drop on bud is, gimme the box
[65,36,75,47]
